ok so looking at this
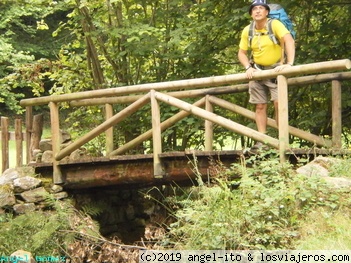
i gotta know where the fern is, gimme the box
[81,202,105,217]
[0,193,101,256]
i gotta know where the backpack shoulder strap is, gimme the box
[267,18,279,45]
[248,21,255,49]
[268,18,286,64]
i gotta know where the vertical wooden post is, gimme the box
[205,95,213,151]
[15,119,23,167]
[29,114,43,161]
[277,75,289,162]
[49,102,64,184]
[105,104,114,155]
[1,117,9,172]
[150,90,164,178]
[25,106,33,164]
[331,80,342,148]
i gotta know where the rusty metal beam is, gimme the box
[33,151,243,189]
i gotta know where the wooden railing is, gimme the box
[20,59,351,184]
[0,117,24,172]
[0,115,44,173]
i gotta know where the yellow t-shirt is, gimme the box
[239,19,290,66]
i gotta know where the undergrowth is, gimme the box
[0,194,101,258]
[1,153,350,259]
[162,152,351,250]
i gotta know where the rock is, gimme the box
[20,187,49,203]
[10,250,36,263]
[50,184,64,193]
[39,139,52,152]
[69,149,87,161]
[39,130,70,152]
[42,150,53,163]
[296,156,343,177]
[32,149,43,162]
[60,130,71,143]
[13,203,36,214]
[313,156,343,168]
[0,167,35,185]
[0,184,16,208]
[296,162,329,177]
[297,156,351,189]
[53,191,68,200]
[13,176,42,193]
[0,168,21,185]
[323,177,351,189]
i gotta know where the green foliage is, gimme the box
[1,0,351,149]
[296,208,351,249]
[0,195,100,257]
[0,0,70,114]
[165,153,347,250]
[328,157,351,178]
[0,200,72,255]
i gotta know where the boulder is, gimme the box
[20,187,49,203]
[42,150,53,163]
[53,191,68,200]
[0,167,35,185]
[13,203,36,214]
[297,156,351,189]
[32,149,43,162]
[50,184,63,193]
[0,184,16,208]
[60,130,71,143]
[296,156,343,177]
[13,176,42,193]
[0,168,21,185]
[39,139,52,152]
[296,161,329,177]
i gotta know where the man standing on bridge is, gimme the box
[237,0,295,149]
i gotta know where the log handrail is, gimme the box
[20,60,351,106]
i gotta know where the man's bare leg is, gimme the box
[255,103,268,133]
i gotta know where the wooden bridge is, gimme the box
[16,59,351,189]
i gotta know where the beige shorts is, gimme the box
[249,79,278,104]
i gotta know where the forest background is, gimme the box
[0,0,351,151]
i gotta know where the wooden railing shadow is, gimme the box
[20,59,351,185]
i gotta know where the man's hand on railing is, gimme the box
[274,64,292,72]
[245,66,256,79]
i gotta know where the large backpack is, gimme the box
[248,4,296,48]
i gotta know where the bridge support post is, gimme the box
[151,90,164,178]
[25,106,33,164]
[277,75,289,162]
[332,80,342,148]
[49,102,64,184]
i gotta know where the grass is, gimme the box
[0,140,27,173]
[295,208,351,249]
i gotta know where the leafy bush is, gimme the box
[164,152,348,250]
[0,195,100,257]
